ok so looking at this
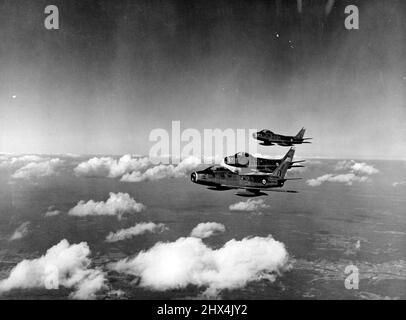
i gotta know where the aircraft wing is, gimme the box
[234,187,298,195]
[239,171,273,176]
[238,171,302,180]
[224,184,299,192]
[263,139,291,143]
[265,189,298,193]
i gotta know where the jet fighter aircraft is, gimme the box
[253,127,312,146]
[191,148,300,197]
[224,148,305,173]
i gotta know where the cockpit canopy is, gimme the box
[236,152,249,158]
[259,129,272,135]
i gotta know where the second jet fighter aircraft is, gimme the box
[224,148,305,173]
[253,127,312,146]
[191,147,300,197]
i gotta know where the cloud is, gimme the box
[9,222,30,241]
[0,239,106,299]
[335,160,379,175]
[307,160,378,187]
[287,166,307,174]
[11,159,63,180]
[306,173,368,187]
[351,162,379,175]
[74,155,200,182]
[110,235,289,296]
[45,210,61,217]
[74,155,150,178]
[65,153,81,158]
[392,181,406,187]
[68,192,146,219]
[44,205,61,217]
[190,222,225,239]
[121,156,201,182]
[229,199,269,212]
[106,222,167,242]
[0,155,44,168]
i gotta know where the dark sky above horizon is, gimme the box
[0,0,405,159]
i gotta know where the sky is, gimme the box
[0,0,405,159]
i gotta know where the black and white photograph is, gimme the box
[0,0,405,309]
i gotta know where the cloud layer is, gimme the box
[74,155,150,178]
[190,222,226,239]
[121,156,201,182]
[229,199,269,212]
[68,192,145,219]
[306,173,368,187]
[307,160,379,187]
[110,235,289,296]
[74,155,201,182]
[11,159,63,180]
[106,222,167,242]
[0,239,106,299]
[0,155,44,168]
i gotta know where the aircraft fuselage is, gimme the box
[254,133,304,146]
[253,128,311,146]
[191,167,283,190]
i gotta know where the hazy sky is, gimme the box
[0,0,405,159]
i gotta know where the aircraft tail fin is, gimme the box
[272,147,295,178]
[295,127,306,139]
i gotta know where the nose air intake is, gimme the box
[191,172,197,183]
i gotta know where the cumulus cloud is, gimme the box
[0,239,106,299]
[9,222,30,241]
[44,206,61,217]
[307,160,378,187]
[106,222,167,242]
[0,155,44,168]
[110,235,289,296]
[190,222,226,239]
[121,156,201,182]
[11,159,63,180]
[306,173,368,187]
[68,192,145,219]
[334,160,379,175]
[45,210,61,217]
[229,199,269,212]
[392,181,406,187]
[74,155,150,178]
[351,162,379,175]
